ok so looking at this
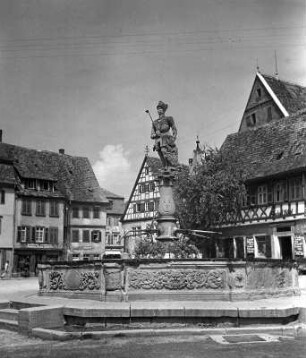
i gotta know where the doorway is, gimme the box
[279,236,292,260]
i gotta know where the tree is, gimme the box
[174,146,247,230]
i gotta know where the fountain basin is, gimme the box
[38,259,300,302]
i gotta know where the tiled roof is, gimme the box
[263,74,306,114]
[0,142,108,203]
[0,162,16,185]
[102,188,124,199]
[221,108,306,181]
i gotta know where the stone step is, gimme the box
[0,318,19,331]
[0,308,19,321]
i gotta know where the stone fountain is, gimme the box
[38,101,300,302]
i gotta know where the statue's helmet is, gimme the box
[156,101,168,112]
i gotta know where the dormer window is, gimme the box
[25,179,37,190]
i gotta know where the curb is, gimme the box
[31,324,305,341]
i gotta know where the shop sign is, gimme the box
[294,235,304,256]
[246,236,255,254]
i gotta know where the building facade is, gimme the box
[121,155,162,254]
[0,140,109,275]
[218,73,306,261]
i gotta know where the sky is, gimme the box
[0,0,305,198]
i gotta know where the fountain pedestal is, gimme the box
[155,168,178,241]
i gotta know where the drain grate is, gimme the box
[210,334,280,345]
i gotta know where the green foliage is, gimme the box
[174,147,247,230]
[134,236,200,259]
[134,238,166,259]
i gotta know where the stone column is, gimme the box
[156,168,178,241]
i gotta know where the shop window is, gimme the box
[72,230,79,243]
[36,200,46,216]
[235,237,245,259]
[35,227,45,243]
[0,190,5,204]
[83,206,90,219]
[50,201,59,217]
[21,199,32,216]
[72,254,80,261]
[83,230,90,243]
[91,230,101,243]
[49,227,58,245]
[17,226,30,243]
[255,235,271,258]
[72,207,79,218]
[93,206,100,219]
[257,185,268,205]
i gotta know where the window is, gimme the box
[149,182,155,192]
[93,206,100,219]
[25,179,36,190]
[139,184,145,193]
[49,201,59,217]
[0,190,5,204]
[267,106,272,122]
[91,230,101,243]
[255,235,271,258]
[289,177,302,200]
[256,88,262,98]
[72,207,79,218]
[83,206,90,219]
[83,230,90,243]
[136,203,145,212]
[235,237,245,259]
[106,232,113,245]
[72,230,79,243]
[49,227,58,245]
[132,226,141,237]
[145,167,149,175]
[257,185,267,205]
[148,201,155,212]
[35,227,45,243]
[274,181,285,202]
[40,180,50,191]
[21,199,32,215]
[246,113,256,127]
[17,226,30,243]
[113,233,121,245]
[36,200,45,216]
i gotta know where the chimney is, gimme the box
[0,130,2,143]
[59,148,65,154]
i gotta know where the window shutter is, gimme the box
[31,227,36,242]
[228,238,234,259]
[265,235,272,258]
[26,227,30,242]
[17,227,21,242]
[45,228,49,243]
[1,190,5,204]
[54,228,58,245]
[267,183,273,203]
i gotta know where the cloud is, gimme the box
[93,144,134,198]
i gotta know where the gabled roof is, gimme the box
[0,142,108,203]
[262,74,306,115]
[222,108,306,181]
[121,155,162,220]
